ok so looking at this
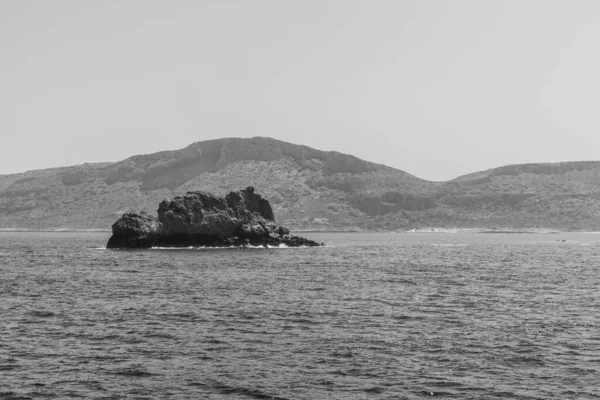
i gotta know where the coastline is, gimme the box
[2,227,599,234]
[0,228,111,232]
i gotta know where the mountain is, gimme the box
[437,162,600,230]
[2,137,600,231]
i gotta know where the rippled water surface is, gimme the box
[1,231,600,399]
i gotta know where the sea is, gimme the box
[1,230,599,399]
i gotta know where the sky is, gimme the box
[1,0,600,181]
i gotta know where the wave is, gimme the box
[406,227,561,234]
[406,227,468,233]
[0,228,111,232]
[98,244,323,251]
[149,243,320,250]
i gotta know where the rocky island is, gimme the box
[106,187,321,249]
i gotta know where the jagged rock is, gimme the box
[111,211,162,236]
[156,187,276,237]
[106,212,162,248]
[225,186,274,221]
[106,187,321,249]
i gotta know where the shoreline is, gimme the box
[0,229,111,233]
[1,228,599,234]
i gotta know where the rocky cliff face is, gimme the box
[106,187,320,248]
[157,187,275,237]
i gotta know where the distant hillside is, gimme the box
[2,137,600,231]
[435,161,600,230]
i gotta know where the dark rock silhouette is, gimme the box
[106,187,321,249]
[107,211,162,248]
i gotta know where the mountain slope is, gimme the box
[433,161,600,230]
[0,137,434,230]
[2,137,600,231]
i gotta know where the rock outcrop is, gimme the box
[106,187,321,248]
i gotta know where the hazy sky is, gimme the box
[2,1,600,181]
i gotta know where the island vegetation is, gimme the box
[2,137,600,232]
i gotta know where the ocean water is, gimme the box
[1,231,599,399]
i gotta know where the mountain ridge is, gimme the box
[2,137,600,231]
